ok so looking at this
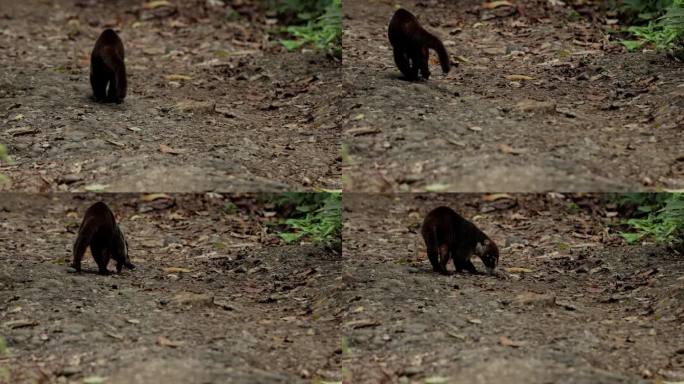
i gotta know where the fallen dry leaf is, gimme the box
[141,193,173,202]
[482,1,514,9]
[159,144,186,155]
[164,74,193,81]
[3,319,39,329]
[505,74,535,81]
[84,184,108,192]
[498,144,528,155]
[345,127,381,136]
[344,319,380,329]
[144,1,173,10]
[505,267,533,273]
[499,335,527,348]
[163,267,192,273]
[157,336,184,348]
[481,193,513,201]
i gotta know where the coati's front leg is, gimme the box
[456,258,479,274]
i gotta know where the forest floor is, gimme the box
[0,194,342,383]
[342,0,684,192]
[0,0,341,192]
[342,193,684,383]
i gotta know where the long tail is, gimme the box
[424,33,450,74]
[72,219,96,269]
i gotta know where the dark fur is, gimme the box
[387,9,450,80]
[421,206,499,275]
[90,29,127,103]
[72,202,134,275]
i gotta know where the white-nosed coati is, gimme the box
[90,29,127,103]
[71,202,134,275]
[388,8,450,81]
[421,206,499,276]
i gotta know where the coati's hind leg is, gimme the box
[91,243,111,275]
[90,61,109,102]
[426,245,440,273]
[107,67,125,104]
[437,244,451,275]
[455,258,478,274]
[71,233,89,272]
[394,49,418,80]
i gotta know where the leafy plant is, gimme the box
[269,192,342,251]
[616,0,684,57]
[612,193,684,245]
[266,0,342,58]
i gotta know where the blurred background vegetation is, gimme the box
[611,0,684,58]
[267,192,342,253]
[264,0,342,58]
[611,193,684,251]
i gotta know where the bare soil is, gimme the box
[341,193,684,383]
[0,0,341,192]
[0,194,342,383]
[342,0,684,192]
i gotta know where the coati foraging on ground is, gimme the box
[71,202,134,275]
[421,206,499,275]
[387,8,450,81]
[90,29,127,103]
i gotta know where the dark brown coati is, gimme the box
[71,202,134,275]
[90,29,127,103]
[421,206,498,275]
[387,8,450,81]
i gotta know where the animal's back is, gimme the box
[388,9,420,46]
[423,206,481,247]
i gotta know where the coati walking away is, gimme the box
[71,202,134,275]
[387,8,450,81]
[421,206,499,276]
[90,29,127,103]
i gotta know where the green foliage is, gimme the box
[612,193,684,244]
[265,0,331,17]
[267,0,342,58]
[222,201,238,215]
[619,0,676,21]
[616,0,684,56]
[270,192,342,250]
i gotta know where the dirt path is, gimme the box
[0,0,341,192]
[341,193,684,383]
[0,194,342,383]
[342,0,684,192]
